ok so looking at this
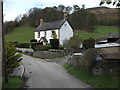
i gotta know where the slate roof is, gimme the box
[107,33,120,38]
[40,37,48,42]
[35,19,66,32]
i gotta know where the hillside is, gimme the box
[86,6,118,15]
[86,7,118,25]
[5,27,35,43]
[5,26,118,43]
[75,26,118,40]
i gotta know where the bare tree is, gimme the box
[57,4,65,12]
[100,0,120,7]
[73,5,80,12]
[65,6,72,14]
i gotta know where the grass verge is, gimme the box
[64,63,119,88]
[3,76,23,88]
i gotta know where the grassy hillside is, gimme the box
[75,26,118,40]
[5,26,118,43]
[5,27,35,43]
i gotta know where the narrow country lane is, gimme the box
[22,54,92,88]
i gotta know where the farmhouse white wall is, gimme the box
[35,32,39,41]
[45,29,59,43]
[59,21,73,45]
[35,29,59,43]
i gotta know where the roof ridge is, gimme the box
[43,19,65,24]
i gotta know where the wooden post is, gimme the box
[0,0,2,88]
[0,0,8,86]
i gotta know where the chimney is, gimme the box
[64,13,68,19]
[40,19,43,25]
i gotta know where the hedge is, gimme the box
[33,45,51,51]
[15,43,30,48]
[83,38,95,49]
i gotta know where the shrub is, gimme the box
[15,43,30,48]
[63,36,82,54]
[50,39,59,49]
[68,37,82,49]
[30,39,37,43]
[9,41,18,44]
[83,38,95,49]
[5,42,22,75]
[72,48,97,73]
[34,45,50,51]
[31,43,37,50]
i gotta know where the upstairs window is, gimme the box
[44,31,47,37]
[52,30,57,39]
[52,31,54,36]
[38,32,40,38]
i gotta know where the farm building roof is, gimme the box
[35,19,66,32]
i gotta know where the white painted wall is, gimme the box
[59,21,73,45]
[35,32,39,41]
[35,29,59,43]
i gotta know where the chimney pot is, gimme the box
[40,19,43,25]
[64,13,68,19]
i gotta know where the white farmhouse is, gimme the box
[34,14,74,45]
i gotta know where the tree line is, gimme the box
[3,4,117,34]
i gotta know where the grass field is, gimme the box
[5,26,118,43]
[5,27,35,43]
[3,76,23,88]
[75,26,118,40]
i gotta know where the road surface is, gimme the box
[22,55,92,88]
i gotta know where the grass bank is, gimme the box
[5,27,35,43]
[5,26,118,43]
[64,63,119,88]
[3,76,24,88]
[75,26,118,40]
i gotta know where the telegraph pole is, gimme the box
[0,0,8,86]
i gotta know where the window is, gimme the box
[38,32,40,38]
[52,30,57,39]
[44,31,47,37]
[52,31,54,36]
[64,24,66,26]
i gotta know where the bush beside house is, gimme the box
[83,38,95,49]
[68,48,97,73]
[63,36,82,54]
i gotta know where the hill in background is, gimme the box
[86,6,118,26]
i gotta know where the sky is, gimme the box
[3,0,117,21]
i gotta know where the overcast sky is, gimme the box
[3,0,117,21]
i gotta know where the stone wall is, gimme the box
[33,51,64,58]
[97,46,120,59]
[67,48,120,75]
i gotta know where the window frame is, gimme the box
[44,31,47,37]
[38,32,40,38]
